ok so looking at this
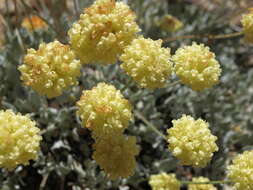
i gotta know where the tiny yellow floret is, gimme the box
[0,110,42,170]
[173,42,221,91]
[167,115,218,167]
[76,83,132,138]
[189,177,217,190]
[241,9,253,43]
[227,150,253,190]
[18,40,81,98]
[68,0,140,65]
[149,173,180,190]
[92,134,139,179]
[120,37,173,89]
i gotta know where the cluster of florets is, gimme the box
[173,42,221,91]
[149,173,180,190]
[120,37,173,89]
[227,150,253,190]
[167,115,218,167]
[76,83,139,179]
[0,110,42,170]
[92,134,139,179]
[68,0,140,65]
[19,41,81,98]
[76,83,132,138]
[189,177,217,190]
[241,9,253,43]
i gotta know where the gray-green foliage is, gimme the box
[0,0,253,189]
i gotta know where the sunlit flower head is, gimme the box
[19,40,81,98]
[0,110,42,170]
[68,0,140,65]
[227,150,253,190]
[173,42,221,91]
[76,83,132,138]
[120,36,173,89]
[167,115,218,167]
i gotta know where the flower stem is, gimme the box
[180,180,233,185]
[163,31,243,43]
[134,110,167,140]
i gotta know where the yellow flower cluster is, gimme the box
[77,83,139,179]
[19,40,81,98]
[92,134,139,179]
[227,150,253,190]
[120,37,173,89]
[0,110,42,170]
[189,177,217,190]
[21,16,48,31]
[159,14,183,32]
[76,83,132,138]
[241,9,253,43]
[167,115,218,167]
[149,173,180,190]
[68,0,140,65]
[173,42,221,91]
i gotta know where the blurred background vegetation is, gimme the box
[0,0,253,189]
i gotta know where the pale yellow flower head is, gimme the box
[0,110,42,170]
[159,14,183,32]
[189,177,217,190]
[241,9,253,43]
[19,41,81,98]
[227,150,253,190]
[167,115,218,167]
[120,37,173,89]
[76,83,132,138]
[173,42,221,91]
[149,173,180,190]
[92,134,139,179]
[68,0,140,65]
